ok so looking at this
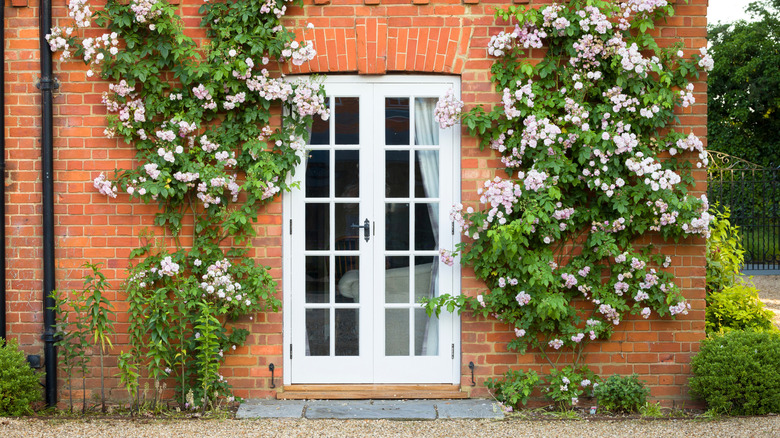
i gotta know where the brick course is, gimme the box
[3,0,708,405]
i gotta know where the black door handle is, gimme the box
[350,218,371,242]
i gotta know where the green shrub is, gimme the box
[0,338,42,416]
[690,330,780,415]
[706,280,776,334]
[544,366,599,409]
[485,368,540,410]
[593,374,649,413]
[706,207,744,296]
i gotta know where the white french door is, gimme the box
[283,76,461,384]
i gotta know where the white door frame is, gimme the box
[282,75,462,385]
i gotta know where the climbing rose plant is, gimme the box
[47,0,326,409]
[428,0,712,401]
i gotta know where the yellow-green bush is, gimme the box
[706,280,776,334]
[706,207,744,296]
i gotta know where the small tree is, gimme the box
[82,263,116,413]
[50,290,90,413]
[708,0,780,166]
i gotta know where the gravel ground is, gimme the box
[747,275,780,329]
[2,417,780,438]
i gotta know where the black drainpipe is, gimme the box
[1,0,7,342]
[39,0,58,407]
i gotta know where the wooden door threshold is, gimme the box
[277,384,468,400]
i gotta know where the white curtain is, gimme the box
[414,98,440,356]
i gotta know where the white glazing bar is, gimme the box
[327,95,336,357]
[406,111,415,354]
[329,95,335,146]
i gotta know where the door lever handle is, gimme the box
[350,218,371,242]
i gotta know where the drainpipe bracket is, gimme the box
[35,76,60,91]
[42,327,57,343]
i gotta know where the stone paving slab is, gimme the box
[304,400,438,420]
[436,399,504,419]
[236,399,306,419]
[237,399,505,420]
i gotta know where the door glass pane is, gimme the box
[385,256,410,304]
[306,309,330,356]
[305,203,329,250]
[335,97,359,145]
[386,151,409,198]
[335,309,359,356]
[414,256,436,301]
[336,256,359,303]
[309,101,330,145]
[306,150,329,198]
[385,203,410,250]
[385,309,409,356]
[305,256,329,303]
[415,203,438,250]
[335,203,360,243]
[414,97,439,146]
[385,98,410,146]
[335,150,359,198]
[415,308,438,356]
[414,150,439,198]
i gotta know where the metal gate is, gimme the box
[707,151,780,271]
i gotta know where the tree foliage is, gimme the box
[708,0,780,167]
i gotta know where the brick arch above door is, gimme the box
[285,17,473,75]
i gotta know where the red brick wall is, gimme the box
[3,0,708,404]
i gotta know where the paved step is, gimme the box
[236,399,504,420]
[305,400,437,420]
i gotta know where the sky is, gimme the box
[708,0,756,24]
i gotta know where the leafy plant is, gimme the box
[117,352,140,412]
[545,409,581,420]
[50,289,90,413]
[639,401,664,418]
[706,207,744,296]
[698,408,723,421]
[0,338,42,416]
[593,374,649,413]
[485,368,540,410]
[544,366,598,409]
[82,263,116,413]
[690,330,780,415]
[50,264,116,413]
[666,404,688,418]
[706,279,776,334]
[193,300,222,413]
